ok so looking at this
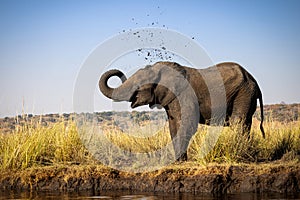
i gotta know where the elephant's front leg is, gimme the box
[167,112,187,161]
[166,99,199,162]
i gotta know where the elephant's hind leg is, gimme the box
[231,87,257,138]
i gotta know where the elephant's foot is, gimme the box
[176,152,188,162]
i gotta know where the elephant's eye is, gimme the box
[137,89,143,94]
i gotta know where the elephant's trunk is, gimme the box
[99,69,133,101]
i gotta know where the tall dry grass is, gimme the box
[189,119,300,163]
[0,119,92,170]
[0,115,299,171]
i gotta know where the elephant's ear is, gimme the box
[154,63,189,107]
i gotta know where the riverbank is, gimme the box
[1,105,299,195]
[1,162,299,195]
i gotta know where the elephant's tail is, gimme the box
[258,88,265,138]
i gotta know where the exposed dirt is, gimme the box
[0,163,299,195]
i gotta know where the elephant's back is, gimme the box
[198,62,246,89]
[216,62,245,82]
[216,62,259,99]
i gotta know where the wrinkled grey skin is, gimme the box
[99,61,265,161]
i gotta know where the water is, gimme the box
[0,190,299,200]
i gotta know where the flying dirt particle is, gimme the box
[152,22,155,25]
[161,46,166,50]
[132,18,134,21]
[192,37,195,39]
[122,30,125,32]
[147,52,150,56]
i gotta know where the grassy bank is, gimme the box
[0,115,299,171]
[0,120,94,170]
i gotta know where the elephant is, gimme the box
[99,61,265,161]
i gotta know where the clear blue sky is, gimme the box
[0,0,299,117]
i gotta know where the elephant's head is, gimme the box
[99,62,189,109]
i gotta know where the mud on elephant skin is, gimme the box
[99,61,265,161]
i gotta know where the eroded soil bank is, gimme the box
[0,162,299,195]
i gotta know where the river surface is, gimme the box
[0,190,300,200]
